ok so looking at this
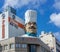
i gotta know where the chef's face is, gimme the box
[25,22,36,33]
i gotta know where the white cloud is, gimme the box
[3,0,31,9]
[49,13,60,27]
[53,0,60,10]
[3,0,47,9]
[53,32,60,41]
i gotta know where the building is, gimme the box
[56,39,60,52]
[40,31,60,52]
[0,6,25,40]
[0,6,51,52]
[0,37,50,52]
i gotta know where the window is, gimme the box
[10,21,18,29]
[14,24,18,29]
[4,45,8,50]
[29,45,37,52]
[10,43,15,49]
[2,14,5,19]
[16,43,21,48]
[10,22,13,26]
[16,44,27,48]
[22,44,27,48]
[12,15,15,19]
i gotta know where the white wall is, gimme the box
[0,11,25,40]
[8,12,25,38]
[0,11,9,40]
[40,34,56,52]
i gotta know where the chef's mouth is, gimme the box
[29,26,36,29]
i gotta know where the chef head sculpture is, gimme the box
[25,10,37,36]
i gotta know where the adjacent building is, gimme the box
[0,37,50,52]
[40,31,60,52]
[0,6,25,40]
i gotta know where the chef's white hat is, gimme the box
[25,10,37,24]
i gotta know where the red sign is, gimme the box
[2,19,5,38]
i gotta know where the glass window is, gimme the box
[16,44,19,48]
[22,44,27,48]
[10,43,15,49]
[29,45,37,52]
[31,45,36,52]
[14,24,18,29]
[10,22,13,26]
[16,44,27,48]
[2,14,5,19]
[4,45,8,50]
[16,44,21,48]
[12,15,15,19]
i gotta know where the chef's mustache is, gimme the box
[29,26,36,29]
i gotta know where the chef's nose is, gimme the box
[31,23,34,26]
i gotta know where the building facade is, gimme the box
[0,6,25,40]
[56,39,60,52]
[40,31,60,52]
[0,37,50,52]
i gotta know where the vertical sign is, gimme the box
[2,19,5,38]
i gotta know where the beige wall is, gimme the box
[40,32,56,52]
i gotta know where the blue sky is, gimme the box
[0,0,60,41]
